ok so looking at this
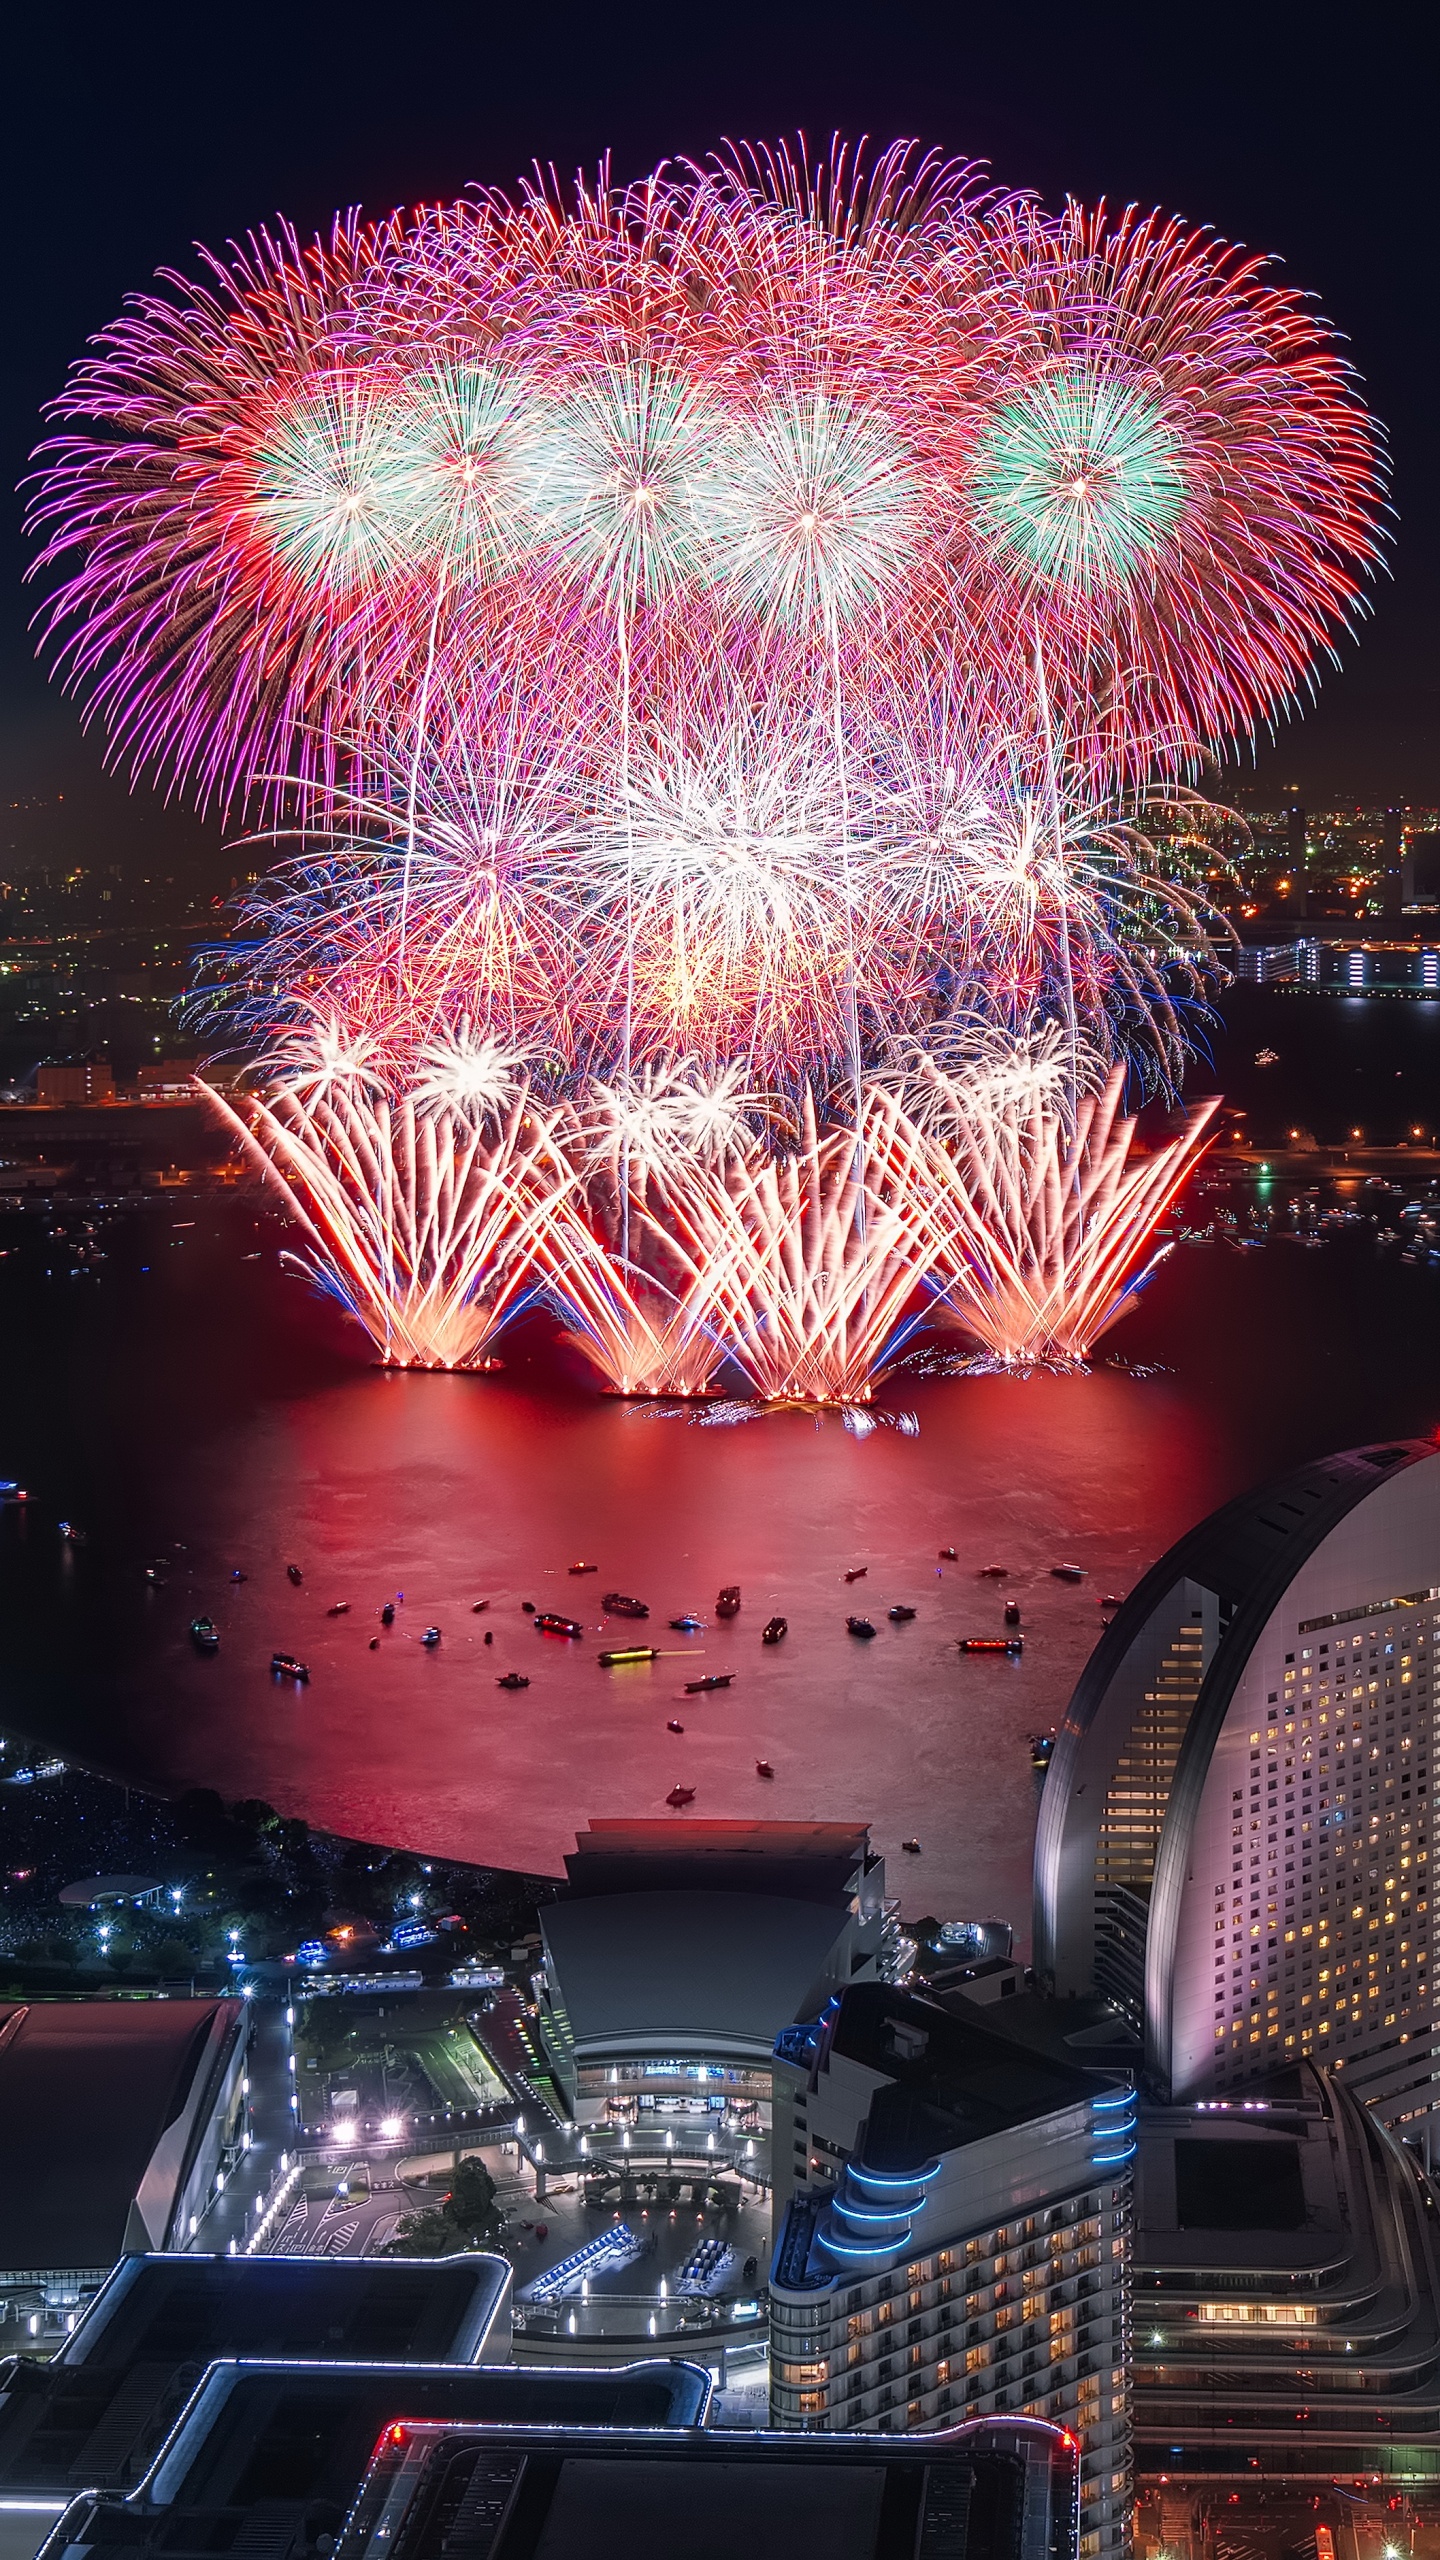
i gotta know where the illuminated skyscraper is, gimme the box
[1034,1441,1440,2154]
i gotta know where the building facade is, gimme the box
[767,1985,1133,2560]
[1133,2062,1440,2484]
[1034,1442,1440,2150]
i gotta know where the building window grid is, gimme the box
[1209,1607,1436,2101]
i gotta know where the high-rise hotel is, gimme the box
[1034,1440,1440,2150]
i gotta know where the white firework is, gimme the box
[251,371,416,597]
[267,1006,387,1101]
[699,388,926,634]
[521,360,726,608]
[388,359,543,585]
[412,1018,531,1119]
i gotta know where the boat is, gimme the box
[938,1546,957,1561]
[959,1635,1023,1655]
[1004,1601,1021,1627]
[846,1615,877,1638]
[901,1837,921,1854]
[368,1637,380,1651]
[380,1604,395,1627]
[666,1785,696,1808]
[521,1600,535,1613]
[756,1760,774,1779]
[1051,1563,1086,1581]
[1031,1732,1056,1770]
[189,1617,220,1653]
[569,1561,598,1575]
[979,1565,1009,1579]
[762,1616,788,1643]
[599,1645,660,1666]
[843,1566,868,1584]
[1099,1593,1125,1609]
[483,1630,493,1645]
[1255,1047,1279,1066]
[472,1600,490,1613]
[685,1673,733,1693]
[667,1719,684,1733]
[230,1569,247,1582]
[715,1586,741,1617]
[888,1604,916,1624]
[534,1612,583,1637]
[271,1653,310,1682]
[0,1482,28,1505]
[602,1591,649,1618]
[670,1614,706,1633]
[58,1520,86,1543]
[286,1564,303,1586]
[497,1672,530,1690]
[421,1626,442,1647]
[326,1603,350,1617]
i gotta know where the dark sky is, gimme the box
[5,0,1434,873]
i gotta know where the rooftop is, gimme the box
[828,1988,1110,2175]
[541,1889,857,2060]
[0,2001,243,2273]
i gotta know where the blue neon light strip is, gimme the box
[819,2231,912,2260]
[849,2163,939,2190]
[1091,2088,1134,2110]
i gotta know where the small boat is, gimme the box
[1031,1732,1056,1770]
[685,1673,733,1693]
[569,1561,598,1575]
[1099,1593,1125,1610]
[286,1564,303,1586]
[380,1603,396,1627]
[368,1637,380,1650]
[670,1613,706,1633]
[483,1630,494,1645]
[888,1604,916,1624]
[421,1626,442,1647]
[667,1719,684,1733]
[979,1565,1009,1579]
[756,1760,774,1779]
[471,1600,490,1613]
[1004,1600,1021,1627]
[230,1569,248,1582]
[843,1566,868,1584]
[1255,1047,1279,1066]
[847,1615,877,1639]
[58,1520,86,1543]
[189,1616,220,1653]
[666,1784,696,1808]
[1051,1563,1086,1581]
[534,1612,583,1637]
[497,1671,530,1690]
[959,1635,1023,1655]
[938,1546,957,1561]
[602,1591,649,1619]
[761,1616,788,1644]
[901,1837,921,1854]
[715,1586,741,1617]
[326,1603,350,1618]
[521,1600,536,1613]
[0,1482,28,1505]
[271,1652,310,1682]
[599,1645,660,1666]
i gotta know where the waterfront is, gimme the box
[3,992,1440,1936]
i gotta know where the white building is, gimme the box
[767,1984,1133,2560]
[1034,1440,1440,2151]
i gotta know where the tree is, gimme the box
[382,2154,500,2256]
[446,2155,500,2241]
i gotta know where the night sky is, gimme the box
[5,0,1434,876]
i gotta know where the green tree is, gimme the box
[446,2155,500,2241]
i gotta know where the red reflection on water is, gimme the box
[117,1361,1228,1941]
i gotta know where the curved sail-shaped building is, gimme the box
[1034,1440,1440,2143]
